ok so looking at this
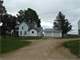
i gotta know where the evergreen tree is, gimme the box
[53,12,72,37]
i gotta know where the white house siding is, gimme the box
[44,32,62,37]
[53,32,62,38]
[17,22,43,37]
[28,29,38,36]
[44,33,53,37]
[43,29,62,38]
[18,22,29,36]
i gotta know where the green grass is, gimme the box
[0,36,31,54]
[63,40,80,57]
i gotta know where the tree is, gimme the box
[17,8,41,27]
[1,14,17,35]
[0,0,17,35]
[0,0,6,15]
[53,12,72,37]
[0,0,7,35]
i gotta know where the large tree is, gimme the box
[17,8,41,27]
[0,0,17,35]
[53,12,72,37]
[0,0,6,35]
[0,0,6,23]
[1,14,17,35]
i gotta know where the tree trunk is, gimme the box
[62,32,64,38]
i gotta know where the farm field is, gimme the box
[0,37,80,60]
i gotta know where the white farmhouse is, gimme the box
[16,21,43,37]
[78,20,80,35]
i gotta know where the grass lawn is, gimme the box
[0,36,31,54]
[63,40,80,57]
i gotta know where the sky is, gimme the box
[3,0,80,34]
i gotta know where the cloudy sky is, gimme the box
[4,0,80,34]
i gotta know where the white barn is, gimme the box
[17,22,43,37]
[43,29,62,38]
[78,20,80,35]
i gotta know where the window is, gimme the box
[32,31,34,34]
[20,31,22,35]
[22,26,24,30]
[24,31,27,35]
